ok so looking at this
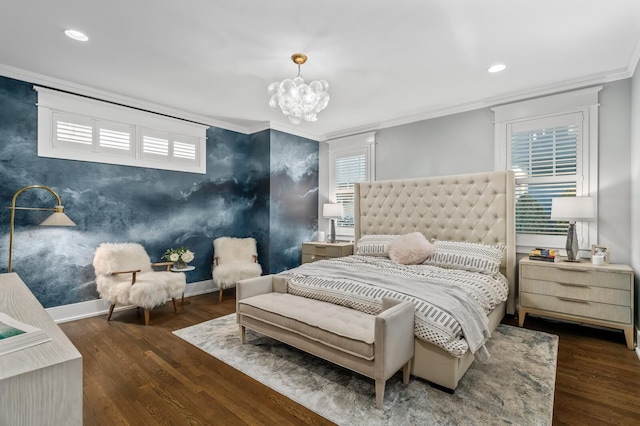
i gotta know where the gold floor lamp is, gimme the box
[8,185,76,273]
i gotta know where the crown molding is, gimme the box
[2,60,636,144]
[0,62,246,132]
[628,31,640,77]
[325,66,633,141]
[267,121,324,141]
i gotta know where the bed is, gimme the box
[355,170,516,389]
[281,170,516,390]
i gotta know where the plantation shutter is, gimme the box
[509,112,583,244]
[141,129,170,161]
[172,136,198,164]
[98,121,133,157]
[334,152,366,228]
[53,113,93,151]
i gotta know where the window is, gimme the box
[327,132,376,237]
[36,87,208,173]
[493,87,601,253]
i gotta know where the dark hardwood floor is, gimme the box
[59,292,640,425]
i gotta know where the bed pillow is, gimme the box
[355,234,399,257]
[388,232,435,265]
[423,239,505,275]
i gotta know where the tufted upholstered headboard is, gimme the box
[354,170,516,315]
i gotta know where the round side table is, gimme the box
[171,265,195,305]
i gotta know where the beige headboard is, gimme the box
[354,170,516,315]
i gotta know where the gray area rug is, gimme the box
[173,314,558,425]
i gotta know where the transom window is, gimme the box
[36,87,208,174]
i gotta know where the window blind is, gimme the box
[334,153,366,228]
[511,121,579,236]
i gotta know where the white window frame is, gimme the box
[327,131,376,239]
[36,86,207,174]
[493,86,601,255]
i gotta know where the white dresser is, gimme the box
[518,258,635,349]
[0,273,83,425]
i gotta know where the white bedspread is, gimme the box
[278,255,509,359]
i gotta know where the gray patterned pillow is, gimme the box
[355,234,399,257]
[423,240,505,275]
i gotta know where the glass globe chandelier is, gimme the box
[268,53,330,124]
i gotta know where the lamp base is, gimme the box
[329,219,336,243]
[565,222,579,262]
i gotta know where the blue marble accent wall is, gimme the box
[269,130,319,273]
[0,75,317,308]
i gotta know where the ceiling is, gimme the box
[2,0,640,141]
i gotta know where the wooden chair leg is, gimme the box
[106,304,116,321]
[219,287,223,303]
[172,298,178,313]
[144,308,150,326]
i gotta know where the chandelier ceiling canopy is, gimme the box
[268,53,330,125]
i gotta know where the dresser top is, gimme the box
[520,257,633,273]
[0,273,82,380]
[303,241,354,247]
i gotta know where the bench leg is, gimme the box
[375,379,385,409]
[239,325,246,344]
[403,359,412,385]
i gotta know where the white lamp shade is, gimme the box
[323,203,344,219]
[550,197,595,222]
[40,210,77,226]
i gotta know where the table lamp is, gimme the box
[323,203,344,243]
[550,197,595,262]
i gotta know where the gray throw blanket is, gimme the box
[282,261,492,362]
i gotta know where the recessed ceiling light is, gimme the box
[64,29,89,42]
[488,64,506,73]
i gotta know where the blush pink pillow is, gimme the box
[388,232,435,265]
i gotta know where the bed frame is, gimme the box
[354,170,516,390]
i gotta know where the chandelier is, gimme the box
[268,53,330,124]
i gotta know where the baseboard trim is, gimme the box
[46,279,217,323]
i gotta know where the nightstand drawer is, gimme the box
[301,253,327,263]
[301,242,354,264]
[521,292,631,324]
[521,279,631,306]
[521,264,631,291]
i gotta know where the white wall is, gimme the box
[598,79,633,266]
[375,108,495,180]
[319,81,634,265]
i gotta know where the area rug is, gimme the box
[173,314,558,425]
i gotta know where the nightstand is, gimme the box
[301,242,353,264]
[519,258,635,349]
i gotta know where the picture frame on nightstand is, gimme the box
[591,244,610,264]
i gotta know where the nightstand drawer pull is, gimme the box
[558,282,589,288]
[557,296,590,304]
[555,267,589,272]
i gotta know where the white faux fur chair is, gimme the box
[93,242,186,325]
[212,237,262,303]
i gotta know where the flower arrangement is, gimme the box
[163,246,195,269]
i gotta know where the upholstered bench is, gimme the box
[236,275,415,408]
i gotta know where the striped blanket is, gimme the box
[278,255,509,359]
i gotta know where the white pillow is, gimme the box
[355,234,399,257]
[423,240,505,275]
[388,232,435,265]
